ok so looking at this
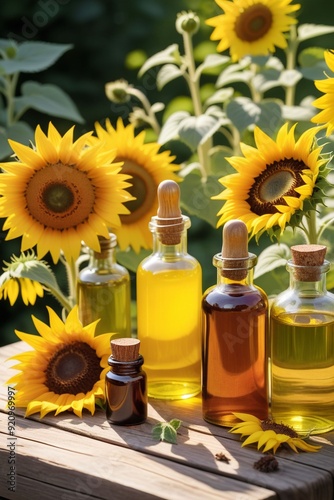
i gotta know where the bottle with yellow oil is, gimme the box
[136,180,202,400]
[77,233,131,338]
[270,244,334,435]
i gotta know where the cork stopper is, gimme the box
[155,180,184,245]
[111,338,140,362]
[291,244,327,281]
[221,220,249,280]
[94,233,117,258]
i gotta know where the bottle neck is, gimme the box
[108,355,144,375]
[150,215,190,258]
[214,253,256,287]
[89,247,116,270]
[287,260,329,296]
[151,229,188,257]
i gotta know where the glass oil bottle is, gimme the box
[136,180,202,400]
[77,233,131,337]
[106,338,147,425]
[270,244,334,435]
[202,220,268,427]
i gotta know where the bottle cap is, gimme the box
[111,338,140,362]
[291,244,327,281]
[221,220,249,280]
[155,180,184,245]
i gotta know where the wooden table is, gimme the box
[1,341,333,500]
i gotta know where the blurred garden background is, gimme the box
[1,0,334,345]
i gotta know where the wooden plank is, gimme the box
[0,417,276,500]
[1,341,334,500]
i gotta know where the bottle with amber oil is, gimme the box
[106,338,147,425]
[270,244,334,435]
[77,233,131,337]
[202,220,268,427]
[137,180,202,400]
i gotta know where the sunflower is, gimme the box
[213,124,327,239]
[0,123,133,264]
[6,306,111,418]
[312,49,334,136]
[91,118,180,252]
[0,252,44,306]
[206,0,300,62]
[230,413,321,453]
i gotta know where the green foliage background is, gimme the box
[1,0,334,345]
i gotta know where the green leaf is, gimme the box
[156,64,184,90]
[138,43,180,78]
[278,69,303,88]
[178,114,223,151]
[0,121,34,160]
[298,24,334,43]
[0,41,72,75]
[226,97,282,133]
[205,87,234,107]
[116,248,151,273]
[15,81,84,123]
[195,54,230,78]
[180,173,222,227]
[282,101,314,122]
[254,244,290,280]
[152,419,182,444]
[159,111,190,144]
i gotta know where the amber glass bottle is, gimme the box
[270,244,334,435]
[137,180,202,400]
[106,338,147,425]
[77,233,131,337]
[202,220,268,427]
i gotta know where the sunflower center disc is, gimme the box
[261,419,299,438]
[235,4,273,42]
[247,158,305,215]
[260,170,295,202]
[119,159,157,224]
[26,163,95,229]
[45,341,101,395]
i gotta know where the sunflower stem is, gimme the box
[182,29,212,180]
[285,25,299,107]
[47,284,73,313]
[63,257,78,308]
[305,210,319,244]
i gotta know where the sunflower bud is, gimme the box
[176,11,200,36]
[105,79,131,103]
[129,107,148,129]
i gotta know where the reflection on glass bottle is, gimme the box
[137,180,202,400]
[270,244,334,435]
[77,233,131,337]
[202,220,268,427]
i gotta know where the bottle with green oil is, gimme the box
[137,180,202,400]
[202,220,268,427]
[77,233,131,337]
[270,244,334,435]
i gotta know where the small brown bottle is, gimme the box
[202,220,268,426]
[105,338,147,425]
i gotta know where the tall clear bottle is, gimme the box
[270,244,334,435]
[77,233,131,337]
[137,180,202,400]
[202,220,268,427]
